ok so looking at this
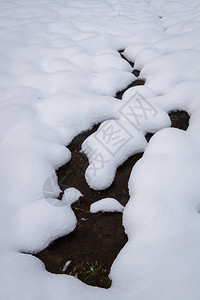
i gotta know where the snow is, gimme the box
[62,260,72,273]
[16,197,77,253]
[82,91,170,190]
[90,198,124,213]
[92,68,136,96]
[1,0,200,299]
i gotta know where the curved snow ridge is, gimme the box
[110,127,200,299]
[82,86,170,190]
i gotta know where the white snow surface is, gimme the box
[90,198,124,213]
[1,0,200,299]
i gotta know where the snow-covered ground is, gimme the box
[1,0,200,299]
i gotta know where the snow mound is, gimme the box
[82,91,170,190]
[90,198,124,213]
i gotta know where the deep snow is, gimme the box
[1,0,200,299]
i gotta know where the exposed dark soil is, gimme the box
[36,123,142,288]
[169,110,189,131]
[35,50,190,289]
